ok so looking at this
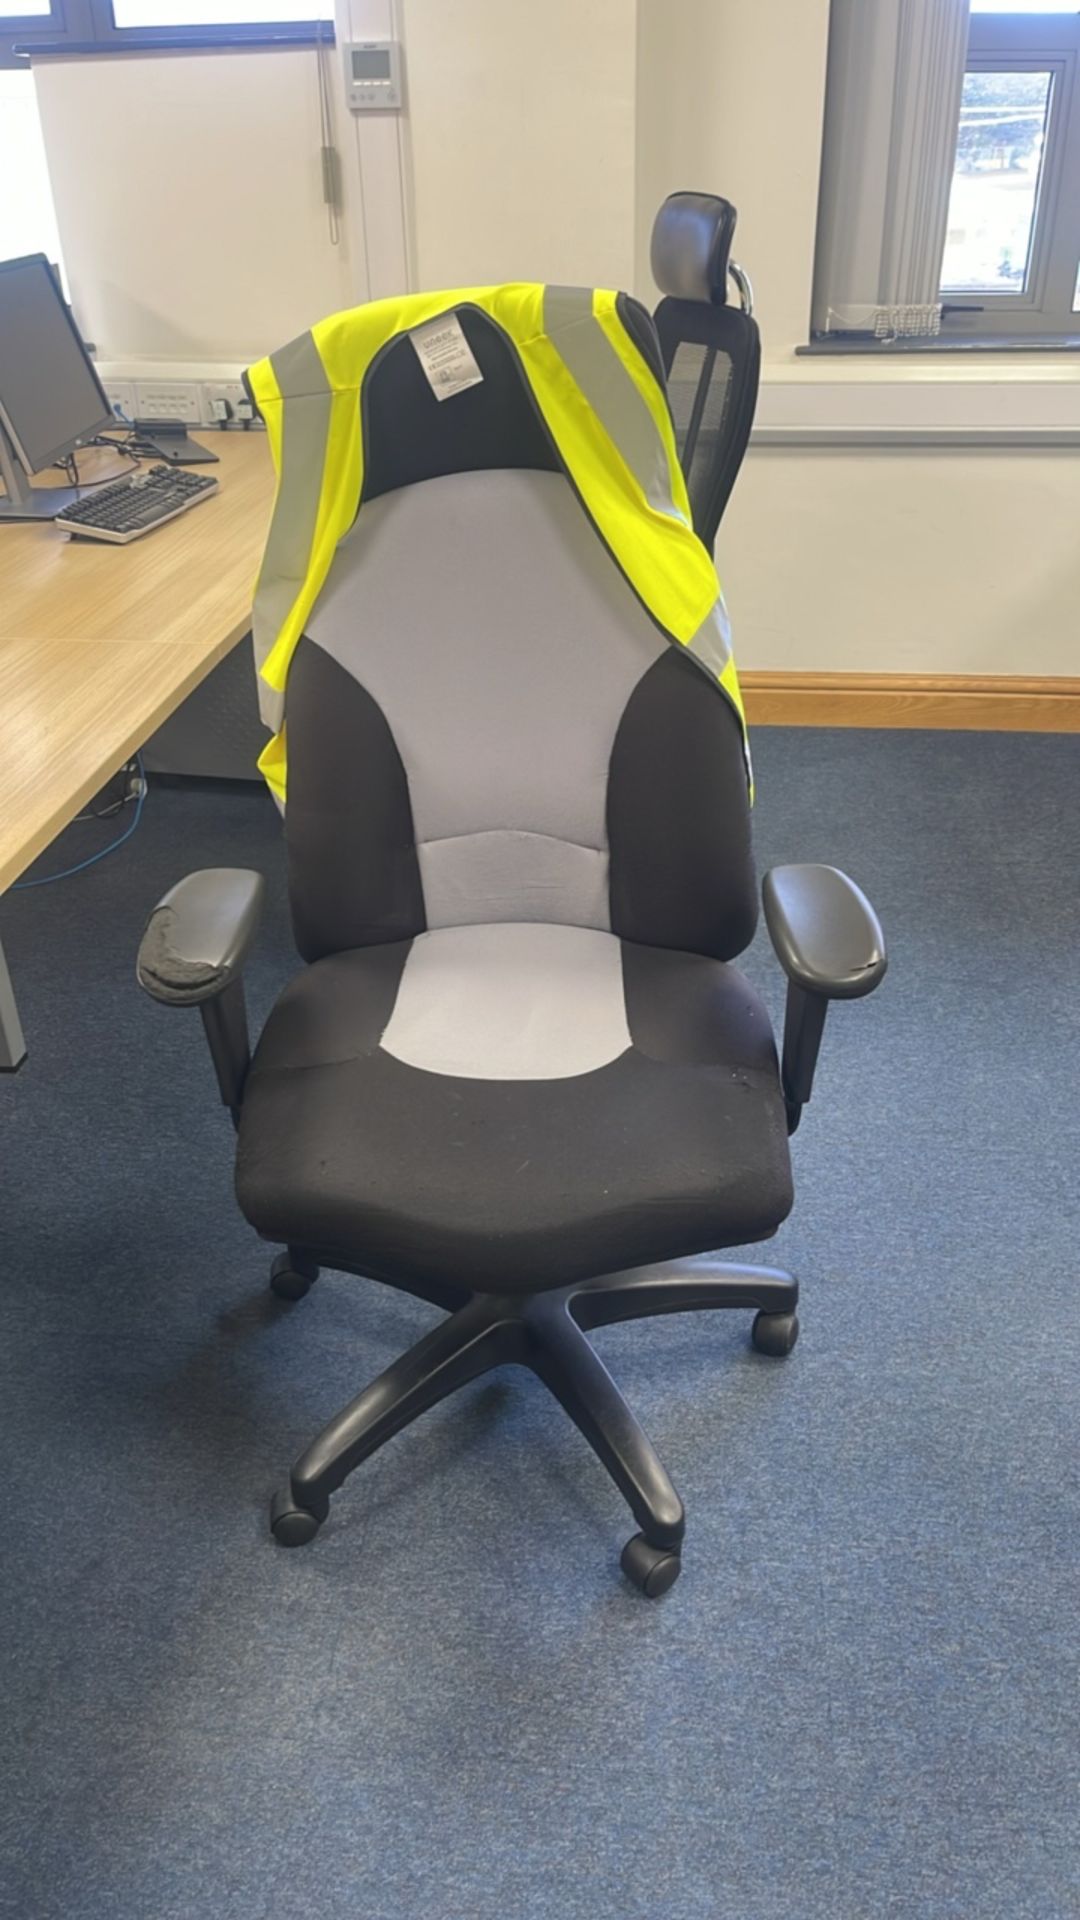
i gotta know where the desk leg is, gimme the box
[0,936,27,1071]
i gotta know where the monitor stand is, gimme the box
[0,418,84,522]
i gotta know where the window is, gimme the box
[1,1,66,70]
[0,0,335,272]
[940,68,1054,295]
[0,69,63,264]
[109,0,332,27]
[940,9,1080,335]
[1,0,332,64]
[812,0,1080,347]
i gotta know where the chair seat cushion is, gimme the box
[235,924,793,1293]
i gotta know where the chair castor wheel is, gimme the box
[269,1251,318,1302]
[751,1309,799,1357]
[620,1532,682,1598]
[270,1486,322,1547]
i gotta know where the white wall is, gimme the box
[34,49,356,363]
[719,447,1080,677]
[635,0,830,360]
[403,0,636,290]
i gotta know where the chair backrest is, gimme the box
[650,192,761,551]
[276,296,758,969]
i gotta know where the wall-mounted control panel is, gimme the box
[343,39,403,111]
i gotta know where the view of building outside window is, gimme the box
[111,0,332,22]
[940,68,1053,293]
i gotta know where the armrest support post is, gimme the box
[780,983,828,1135]
[137,868,264,1124]
[763,863,886,1134]
[199,977,251,1126]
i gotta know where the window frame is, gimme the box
[1,0,79,70]
[940,11,1080,337]
[3,0,333,66]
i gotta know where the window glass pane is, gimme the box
[972,2,1078,12]
[0,72,63,272]
[0,0,52,14]
[940,68,1053,293]
[111,0,332,23]
[1073,260,1080,311]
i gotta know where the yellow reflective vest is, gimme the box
[246,283,750,802]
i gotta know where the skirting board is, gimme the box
[742,672,1080,732]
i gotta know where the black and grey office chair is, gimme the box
[651,191,761,549]
[137,285,884,1598]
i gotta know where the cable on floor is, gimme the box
[12,756,147,890]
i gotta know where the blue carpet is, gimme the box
[1,729,1078,1920]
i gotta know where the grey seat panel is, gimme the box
[380,922,632,1081]
[417,830,608,931]
[305,468,667,931]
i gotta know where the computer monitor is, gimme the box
[0,253,114,522]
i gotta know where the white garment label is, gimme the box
[410,315,484,402]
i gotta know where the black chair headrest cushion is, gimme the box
[650,192,737,306]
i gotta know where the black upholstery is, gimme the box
[362,307,559,503]
[607,648,757,961]
[361,296,666,506]
[236,939,791,1294]
[651,194,761,549]
[615,290,669,391]
[285,639,426,961]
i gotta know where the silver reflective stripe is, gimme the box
[251,331,333,730]
[683,589,751,789]
[686,590,733,680]
[543,286,683,522]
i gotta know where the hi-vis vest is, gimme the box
[246,284,750,803]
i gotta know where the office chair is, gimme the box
[651,191,761,549]
[137,286,885,1598]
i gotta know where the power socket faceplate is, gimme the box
[102,381,137,424]
[93,366,262,429]
[201,380,249,426]
[134,384,202,424]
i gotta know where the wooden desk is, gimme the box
[0,432,275,1064]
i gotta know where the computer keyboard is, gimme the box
[53,464,219,543]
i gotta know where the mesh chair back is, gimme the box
[654,299,760,550]
[650,192,761,550]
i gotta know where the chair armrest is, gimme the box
[762,864,886,1000]
[137,869,264,1006]
[137,870,264,1122]
[762,865,886,1132]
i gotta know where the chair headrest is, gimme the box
[650,192,737,305]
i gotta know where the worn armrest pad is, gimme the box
[763,864,886,1000]
[137,868,264,1006]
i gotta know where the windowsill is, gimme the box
[764,351,1080,384]
[797,335,1080,356]
[753,349,1080,443]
